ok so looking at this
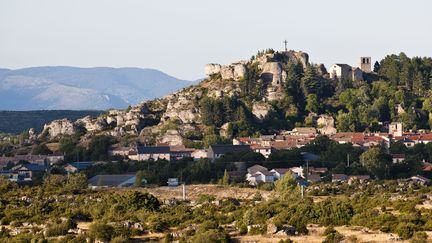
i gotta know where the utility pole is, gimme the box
[347,154,350,167]
[283,40,288,52]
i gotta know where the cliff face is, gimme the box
[40,50,313,145]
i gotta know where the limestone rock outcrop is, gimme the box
[252,102,274,122]
[40,119,75,139]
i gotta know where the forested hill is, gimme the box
[0,110,103,134]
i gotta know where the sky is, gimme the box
[1,0,431,80]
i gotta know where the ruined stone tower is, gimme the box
[359,57,371,73]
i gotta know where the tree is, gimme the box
[32,143,51,155]
[360,147,392,179]
[88,135,113,161]
[305,94,319,113]
[89,222,115,241]
[275,171,297,196]
[135,170,145,187]
[373,61,380,73]
[221,169,230,186]
[301,65,320,96]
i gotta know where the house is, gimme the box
[169,146,195,161]
[45,152,65,165]
[309,167,328,174]
[391,154,406,164]
[108,147,135,157]
[191,149,207,160]
[291,127,317,136]
[328,64,363,81]
[252,146,273,158]
[332,174,349,183]
[270,168,290,180]
[409,175,431,185]
[88,174,143,188]
[307,174,321,183]
[64,162,93,173]
[247,165,268,175]
[389,122,403,137]
[289,166,304,178]
[167,178,179,187]
[136,146,171,161]
[12,164,48,182]
[247,171,274,185]
[207,144,251,161]
[0,170,20,182]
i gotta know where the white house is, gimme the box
[247,171,274,185]
[270,168,290,180]
[136,146,171,161]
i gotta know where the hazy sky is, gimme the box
[1,0,431,80]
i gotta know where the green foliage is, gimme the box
[32,143,51,155]
[89,221,115,241]
[360,147,392,179]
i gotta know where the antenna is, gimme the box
[283,40,288,52]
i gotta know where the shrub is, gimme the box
[88,221,115,241]
[411,231,428,243]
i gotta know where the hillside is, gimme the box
[33,49,432,147]
[0,66,194,110]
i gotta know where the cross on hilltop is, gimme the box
[283,40,288,52]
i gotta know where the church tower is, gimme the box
[359,57,371,73]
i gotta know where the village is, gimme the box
[1,118,432,188]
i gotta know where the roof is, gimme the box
[293,127,317,134]
[137,146,170,154]
[391,154,405,159]
[271,168,290,174]
[88,174,136,187]
[332,174,349,181]
[16,164,48,171]
[307,174,321,182]
[253,171,273,177]
[209,144,251,154]
[247,164,268,174]
[68,162,93,170]
[334,63,352,69]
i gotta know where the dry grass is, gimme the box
[135,184,273,201]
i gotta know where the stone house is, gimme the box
[328,64,363,81]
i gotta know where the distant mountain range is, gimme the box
[0,66,195,110]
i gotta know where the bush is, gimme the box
[396,222,417,239]
[411,231,428,243]
[89,221,115,241]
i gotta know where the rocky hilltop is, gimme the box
[38,49,326,146]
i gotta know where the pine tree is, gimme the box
[222,169,230,186]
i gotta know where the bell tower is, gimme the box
[359,57,371,73]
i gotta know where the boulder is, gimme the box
[267,223,278,234]
[252,102,273,122]
[160,130,183,146]
[40,119,75,139]
[233,64,247,79]
[221,66,235,80]
[204,63,222,76]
